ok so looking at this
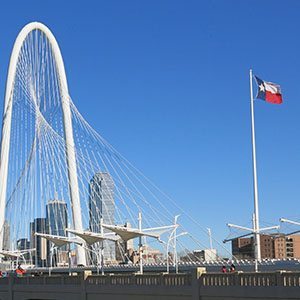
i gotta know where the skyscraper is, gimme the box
[17,238,30,261]
[17,238,30,251]
[2,220,10,251]
[46,199,68,238]
[46,199,68,265]
[30,218,47,267]
[89,172,115,262]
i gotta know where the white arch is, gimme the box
[0,22,86,266]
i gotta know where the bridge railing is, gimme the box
[200,271,300,287]
[14,275,81,285]
[86,273,192,286]
[282,272,300,287]
[9,270,300,288]
[10,273,191,287]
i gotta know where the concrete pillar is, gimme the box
[192,267,206,300]
[276,270,285,286]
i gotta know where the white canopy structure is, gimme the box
[102,213,179,275]
[0,248,35,267]
[0,249,31,259]
[66,228,118,245]
[101,223,177,242]
[0,251,20,259]
[35,233,82,248]
[102,224,158,242]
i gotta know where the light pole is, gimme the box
[80,244,103,275]
[166,231,187,273]
[138,212,143,274]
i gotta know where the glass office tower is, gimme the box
[46,199,68,265]
[89,172,115,262]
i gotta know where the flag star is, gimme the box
[259,83,265,92]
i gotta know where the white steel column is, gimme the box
[173,215,179,273]
[61,92,86,266]
[249,69,261,268]
[0,22,86,265]
[100,217,104,275]
[138,212,143,274]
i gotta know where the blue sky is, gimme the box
[0,0,300,253]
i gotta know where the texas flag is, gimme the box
[254,76,283,104]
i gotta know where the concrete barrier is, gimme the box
[1,270,300,299]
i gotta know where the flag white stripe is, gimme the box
[264,81,281,94]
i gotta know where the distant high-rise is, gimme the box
[30,218,47,267]
[46,199,68,265]
[46,199,68,240]
[89,172,115,262]
[2,221,10,251]
[17,238,30,251]
[17,238,30,261]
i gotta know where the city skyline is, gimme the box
[0,1,300,256]
[0,4,298,299]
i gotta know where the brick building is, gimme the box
[232,234,300,259]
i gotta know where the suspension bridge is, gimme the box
[2,22,300,281]
[0,19,299,300]
[0,21,236,275]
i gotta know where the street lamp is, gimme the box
[165,231,188,274]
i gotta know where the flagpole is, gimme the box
[249,69,261,272]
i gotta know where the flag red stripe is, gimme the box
[265,91,283,104]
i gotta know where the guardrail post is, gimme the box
[106,274,111,285]
[192,267,206,300]
[234,271,242,286]
[276,270,285,287]
[159,273,164,286]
